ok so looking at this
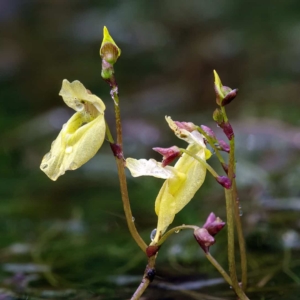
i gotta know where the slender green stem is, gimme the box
[105,69,147,253]
[206,253,232,286]
[180,148,219,178]
[224,188,239,288]
[232,178,248,290]
[222,104,248,296]
[131,255,157,300]
[105,121,114,143]
[155,225,198,246]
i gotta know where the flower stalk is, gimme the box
[100,27,147,253]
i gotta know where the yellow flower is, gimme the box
[40,80,106,181]
[126,117,210,244]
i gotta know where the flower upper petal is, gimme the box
[59,80,106,114]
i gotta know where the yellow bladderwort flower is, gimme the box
[40,80,106,181]
[126,117,211,244]
[100,26,121,64]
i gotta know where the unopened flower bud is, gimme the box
[203,212,225,236]
[222,122,234,140]
[153,146,181,167]
[201,125,216,141]
[212,108,224,125]
[222,89,238,106]
[194,227,215,253]
[100,26,121,65]
[213,70,237,106]
[110,143,124,160]
[218,139,230,153]
[216,176,232,189]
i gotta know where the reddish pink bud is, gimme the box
[201,125,216,140]
[222,88,238,106]
[203,212,225,236]
[146,245,160,257]
[174,121,197,132]
[216,176,232,189]
[110,143,124,160]
[153,146,181,167]
[194,228,215,253]
[218,139,230,153]
[222,122,234,140]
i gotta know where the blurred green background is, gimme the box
[1,1,300,299]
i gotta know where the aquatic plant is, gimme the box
[40,26,249,300]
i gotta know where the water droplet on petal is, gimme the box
[150,229,157,241]
[65,146,73,154]
[41,164,48,170]
[69,162,78,170]
[132,217,135,222]
[239,206,243,217]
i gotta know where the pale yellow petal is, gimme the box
[126,158,174,179]
[153,182,176,243]
[173,143,206,213]
[40,112,106,181]
[59,80,106,113]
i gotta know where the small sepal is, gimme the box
[153,146,181,167]
[203,212,226,236]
